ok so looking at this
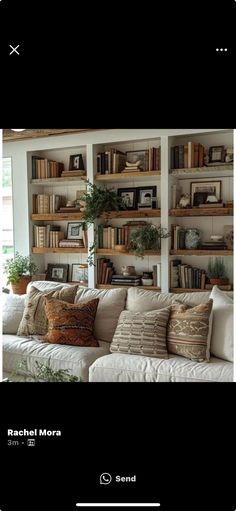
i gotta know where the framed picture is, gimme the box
[126,150,149,171]
[46,264,69,283]
[209,146,225,164]
[67,222,83,240]
[71,264,88,284]
[69,154,85,171]
[190,181,222,207]
[117,188,137,210]
[137,186,157,209]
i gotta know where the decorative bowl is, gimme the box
[142,278,153,286]
[115,245,126,252]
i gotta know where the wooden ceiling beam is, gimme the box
[3,129,105,141]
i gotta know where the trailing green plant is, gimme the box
[129,224,170,258]
[4,252,38,284]
[81,181,125,266]
[81,181,125,225]
[207,258,227,279]
[13,360,81,382]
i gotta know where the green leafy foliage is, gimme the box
[14,360,81,382]
[4,252,38,284]
[129,224,170,259]
[81,181,125,225]
[207,258,227,279]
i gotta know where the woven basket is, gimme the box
[11,276,32,295]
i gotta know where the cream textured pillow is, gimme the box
[2,293,26,334]
[17,285,78,337]
[167,300,213,362]
[110,307,171,358]
[210,286,233,362]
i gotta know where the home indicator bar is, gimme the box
[76,505,161,508]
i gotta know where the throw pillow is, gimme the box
[17,285,78,337]
[43,297,99,347]
[167,300,213,362]
[2,293,26,334]
[209,286,233,362]
[110,307,171,358]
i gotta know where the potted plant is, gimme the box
[4,252,38,294]
[129,224,170,259]
[81,181,125,224]
[80,181,126,265]
[207,258,229,286]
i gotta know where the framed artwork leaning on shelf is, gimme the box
[71,264,88,284]
[69,154,85,171]
[137,186,157,209]
[46,264,69,283]
[117,188,137,210]
[67,222,83,240]
[190,181,222,207]
[126,150,149,171]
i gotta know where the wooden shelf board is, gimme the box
[170,164,233,179]
[169,207,233,217]
[96,249,161,256]
[95,171,161,181]
[96,284,161,291]
[32,213,84,221]
[170,250,233,256]
[100,209,161,219]
[31,177,87,185]
[32,248,87,254]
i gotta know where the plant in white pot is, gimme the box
[4,252,38,294]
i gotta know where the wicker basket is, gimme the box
[11,276,32,295]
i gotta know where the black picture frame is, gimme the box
[67,222,83,240]
[117,188,137,210]
[137,186,157,209]
[209,146,225,163]
[69,154,85,171]
[46,264,69,283]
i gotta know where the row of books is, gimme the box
[32,194,65,214]
[34,225,63,248]
[97,150,126,174]
[97,258,115,285]
[32,156,64,179]
[96,147,161,174]
[170,142,205,169]
[170,259,206,289]
[98,221,148,250]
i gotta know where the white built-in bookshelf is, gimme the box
[5,129,233,292]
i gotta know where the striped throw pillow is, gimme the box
[111,307,171,358]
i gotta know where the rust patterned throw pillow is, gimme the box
[43,297,99,347]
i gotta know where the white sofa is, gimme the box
[2,282,234,382]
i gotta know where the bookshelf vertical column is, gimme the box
[161,136,171,293]
[86,144,96,288]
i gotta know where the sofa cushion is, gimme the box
[2,293,26,334]
[89,353,233,383]
[126,287,233,312]
[75,287,127,344]
[44,297,99,347]
[17,285,78,337]
[209,286,233,362]
[110,307,171,359]
[167,300,213,362]
[3,334,109,382]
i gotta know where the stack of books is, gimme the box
[59,239,84,248]
[122,164,142,173]
[111,275,141,286]
[61,170,86,178]
[201,241,227,250]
